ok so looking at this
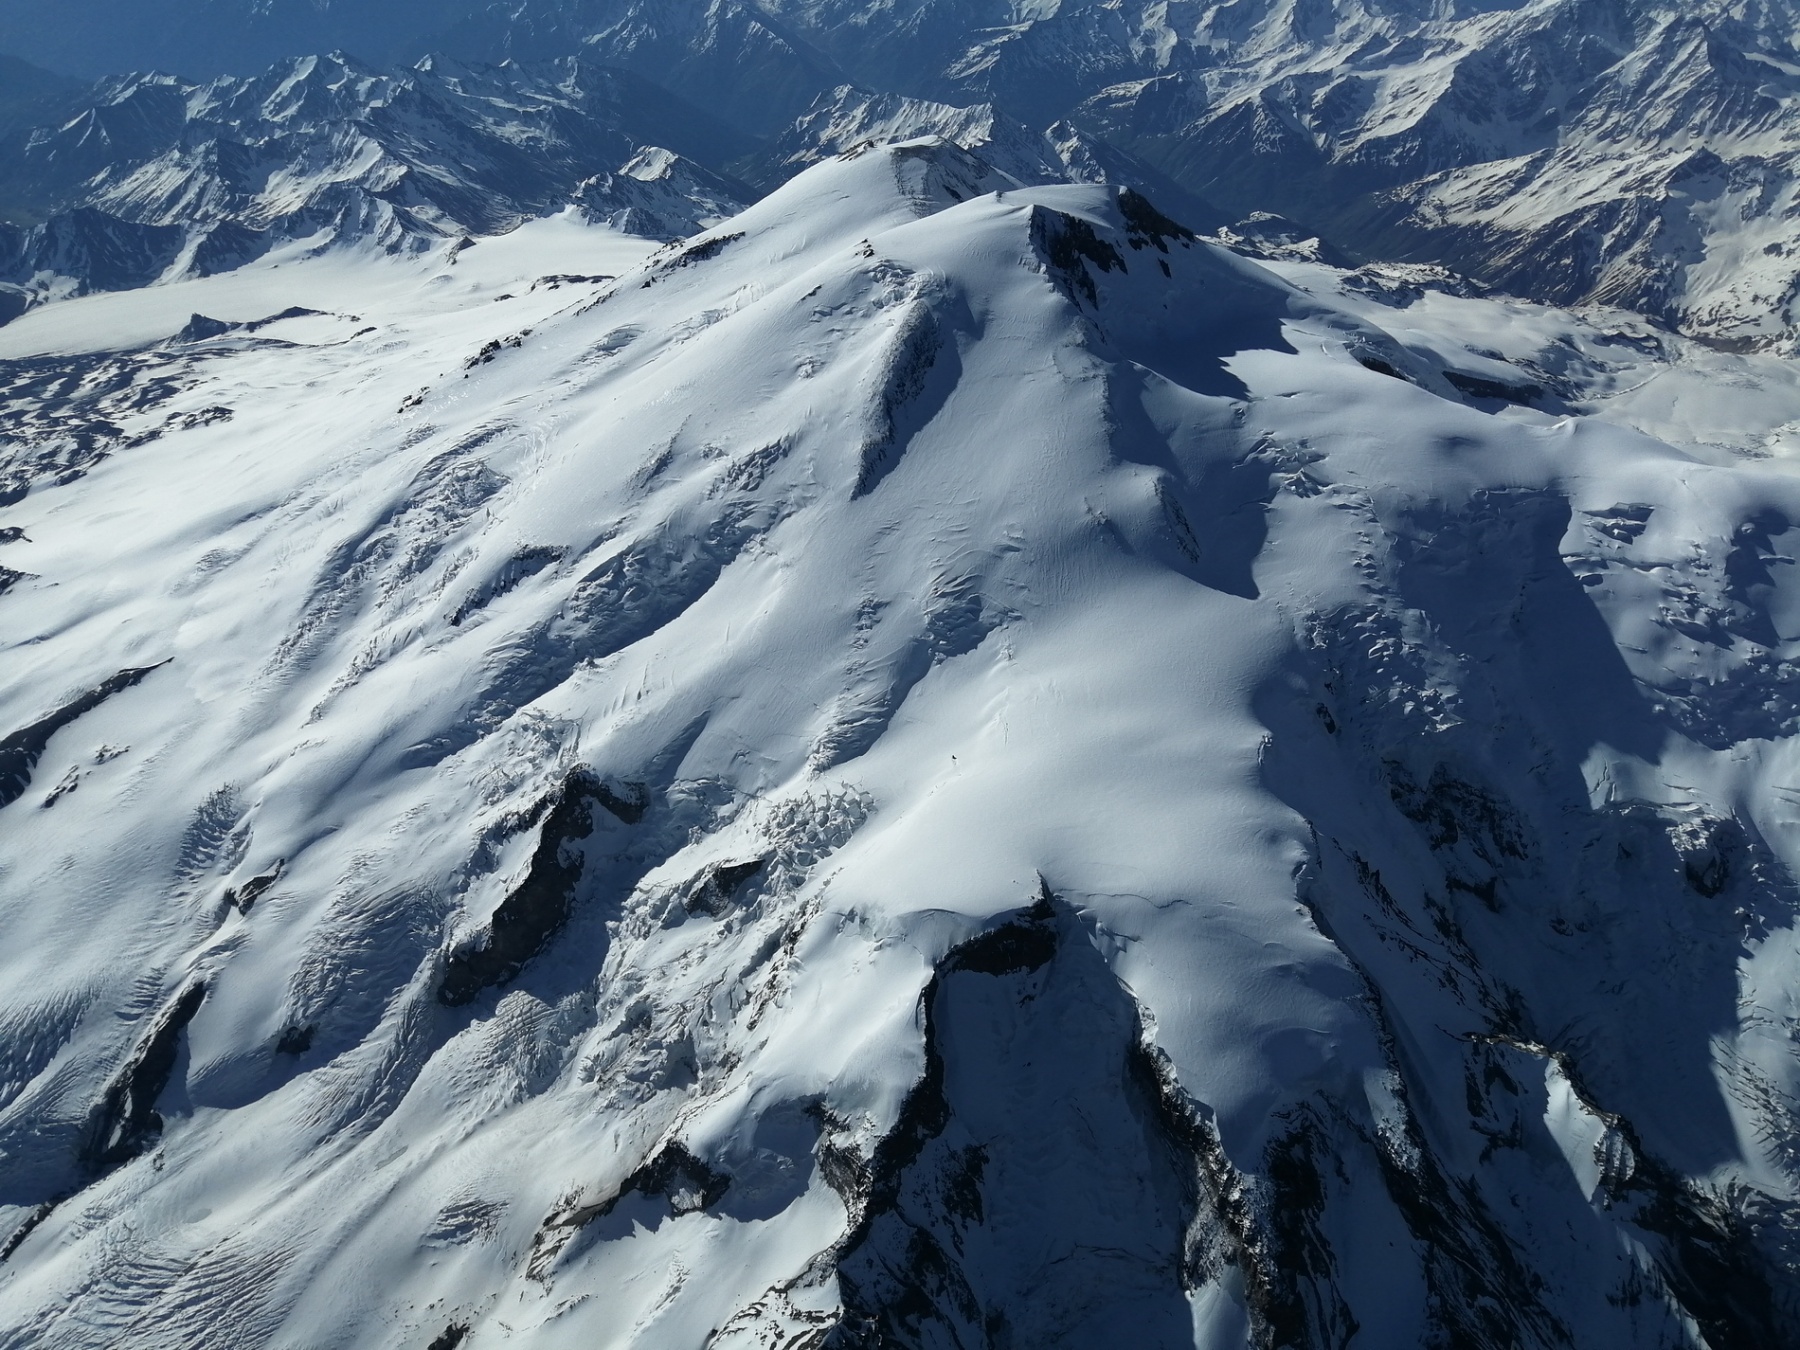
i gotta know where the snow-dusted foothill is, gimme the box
[2,136,1800,1348]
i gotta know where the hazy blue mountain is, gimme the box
[0,51,752,310]
[4,0,1798,343]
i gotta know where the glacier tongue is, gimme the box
[0,138,1798,1348]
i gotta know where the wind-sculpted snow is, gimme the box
[4,139,1800,1349]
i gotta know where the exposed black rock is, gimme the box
[533,274,612,289]
[463,330,529,371]
[941,891,1056,976]
[83,981,207,1172]
[0,662,165,809]
[683,858,766,917]
[0,1197,61,1263]
[529,1141,731,1279]
[1444,370,1543,404]
[1029,205,1127,308]
[243,306,325,330]
[1357,356,1407,380]
[171,313,234,344]
[224,859,284,914]
[274,1024,314,1056]
[641,231,746,290]
[1118,186,1197,254]
[438,767,635,1005]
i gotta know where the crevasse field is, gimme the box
[3,141,1800,1346]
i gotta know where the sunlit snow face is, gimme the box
[1,133,1799,1350]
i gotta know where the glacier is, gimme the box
[0,137,1798,1346]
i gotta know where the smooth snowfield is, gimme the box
[1,141,1799,1347]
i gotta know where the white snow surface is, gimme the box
[1,140,1799,1346]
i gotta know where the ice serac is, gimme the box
[1,136,1800,1349]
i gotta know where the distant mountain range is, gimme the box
[3,0,1799,346]
[0,46,1209,322]
[0,52,758,318]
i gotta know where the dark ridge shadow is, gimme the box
[1249,481,1800,1342]
[1104,363,1275,600]
[821,896,1198,1350]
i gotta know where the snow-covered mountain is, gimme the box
[2,137,1800,1347]
[0,45,1219,320]
[1067,0,1800,349]
[0,50,749,315]
[573,147,748,241]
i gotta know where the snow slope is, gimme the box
[1,139,1800,1347]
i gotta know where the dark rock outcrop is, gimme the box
[0,663,165,809]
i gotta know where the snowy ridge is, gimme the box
[0,139,1799,1347]
[763,83,1223,227]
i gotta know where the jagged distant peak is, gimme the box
[763,84,1222,228]
[771,83,1063,185]
[4,0,1798,336]
[618,145,692,180]
[573,144,748,240]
